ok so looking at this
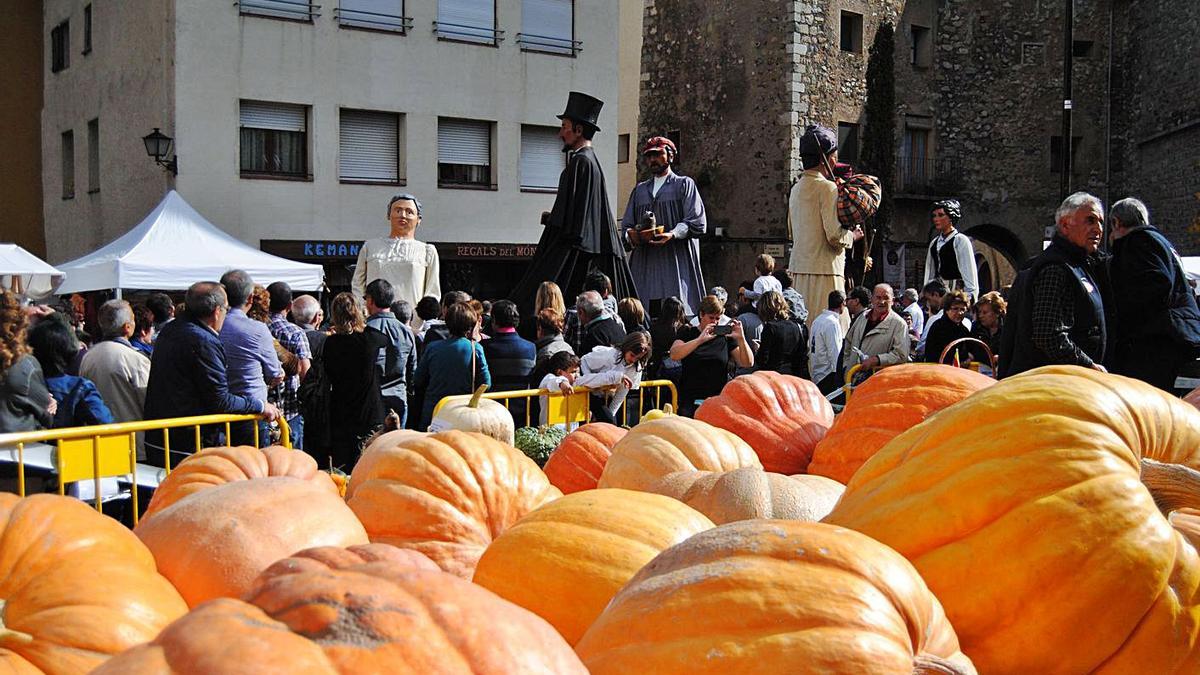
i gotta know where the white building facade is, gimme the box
[42,0,620,295]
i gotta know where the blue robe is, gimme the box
[621,172,707,315]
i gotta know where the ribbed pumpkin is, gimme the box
[0,494,187,674]
[825,366,1200,673]
[428,385,515,445]
[597,417,761,492]
[94,563,587,674]
[807,363,994,482]
[258,543,441,577]
[135,476,369,607]
[142,445,339,519]
[346,430,562,578]
[648,468,844,524]
[694,371,834,473]
[473,489,714,644]
[542,423,627,494]
[575,519,975,674]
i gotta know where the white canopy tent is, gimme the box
[0,244,65,301]
[55,191,324,296]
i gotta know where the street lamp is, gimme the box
[142,127,178,175]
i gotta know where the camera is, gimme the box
[712,324,733,336]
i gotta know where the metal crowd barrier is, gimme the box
[0,414,290,524]
[836,339,999,405]
[432,379,680,429]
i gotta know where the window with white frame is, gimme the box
[340,109,402,184]
[519,0,575,55]
[337,0,409,32]
[436,0,498,44]
[520,125,564,190]
[438,118,493,188]
[240,101,309,178]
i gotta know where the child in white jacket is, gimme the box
[576,331,652,425]
[538,351,581,427]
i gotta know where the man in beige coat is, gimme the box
[842,283,910,373]
[80,300,151,458]
[787,124,862,331]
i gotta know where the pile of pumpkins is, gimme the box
[3,365,1199,673]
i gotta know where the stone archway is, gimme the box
[964,224,1026,293]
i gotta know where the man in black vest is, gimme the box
[1108,197,1200,391]
[922,199,979,301]
[999,192,1109,377]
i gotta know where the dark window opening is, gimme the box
[617,134,630,164]
[1072,40,1094,58]
[83,5,92,54]
[840,11,863,53]
[61,130,75,199]
[911,25,931,67]
[838,122,860,164]
[51,21,69,72]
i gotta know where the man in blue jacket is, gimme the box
[144,282,280,466]
[1108,197,1200,391]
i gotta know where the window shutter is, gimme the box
[240,101,307,132]
[520,126,564,189]
[340,0,405,29]
[340,110,399,182]
[522,0,572,45]
[438,0,495,42]
[438,119,490,166]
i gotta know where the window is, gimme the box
[1050,135,1083,174]
[50,21,69,73]
[900,126,930,191]
[339,109,402,184]
[239,0,319,21]
[438,118,493,188]
[83,5,92,54]
[837,122,860,164]
[520,125,565,191]
[61,130,75,199]
[436,0,500,44]
[519,0,576,55]
[239,101,309,178]
[840,11,863,53]
[910,24,931,67]
[1073,40,1094,58]
[87,119,99,193]
[617,134,630,164]
[337,0,410,32]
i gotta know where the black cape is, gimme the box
[511,146,638,312]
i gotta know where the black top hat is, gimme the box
[557,91,604,132]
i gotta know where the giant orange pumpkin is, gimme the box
[575,519,975,674]
[542,423,626,494]
[807,363,994,482]
[94,563,587,674]
[694,371,834,473]
[142,445,339,519]
[346,430,562,578]
[0,494,187,674]
[825,366,1200,673]
[597,417,761,492]
[135,476,369,607]
[647,468,844,524]
[473,489,714,644]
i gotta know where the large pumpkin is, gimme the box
[648,468,844,524]
[473,489,714,644]
[94,562,587,674]
[542,423,627,494]
[807,363,994,482]
[575,519,975,674]
[142,445,339,519]
[597,417,761,492]
[0,494,187,674]
[135,476,369,607]
[258,543,441,577]
[825,366,1200,673]
[694,371,834,473]
[346,430,561,578]
[429,385,515,445]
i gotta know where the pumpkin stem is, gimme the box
[1141,458,1200,515]
[468,385,489,409]
[0,601,34,646]
[913,654,972,675]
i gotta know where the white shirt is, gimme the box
[923,230,979,300]
[652,173,669,197]
[576,346,644,419]
[809,309,844,384]
[744,275,783,304]
[903,302,925,339]
[352,237,442,310]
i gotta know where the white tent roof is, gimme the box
[1,244,65,300]
[55,190,324,293]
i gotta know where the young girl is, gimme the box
[741,254,783,307]
[537,350,581,427]
[576,331,652,425]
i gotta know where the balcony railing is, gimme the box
[336,5,412,32]
[516,32,582,56]
[237,0,321,21]
[896,157,964,197]
[433,20,504,45]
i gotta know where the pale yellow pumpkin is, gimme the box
[428,385,514,445]
[648,468,844,524]
[598,417,761,492]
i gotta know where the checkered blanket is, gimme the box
[835,173,882,228]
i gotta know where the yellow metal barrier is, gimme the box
[433,379,679,429]
[0,414,289,523]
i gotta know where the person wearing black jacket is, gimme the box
[1107,198,1200,391]
[755,291,808,377]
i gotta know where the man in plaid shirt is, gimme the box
[266,282,313,449]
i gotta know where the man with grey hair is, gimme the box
[80,300,151,456]
[999,192,1110,377]
[219,269,283,446]
[577,290,626,354]
[291,294,327,356]
[899,287,925,339]
[1108,197,1200,390]
[841,283,909,374]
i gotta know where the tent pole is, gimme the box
[116,288,122,300]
